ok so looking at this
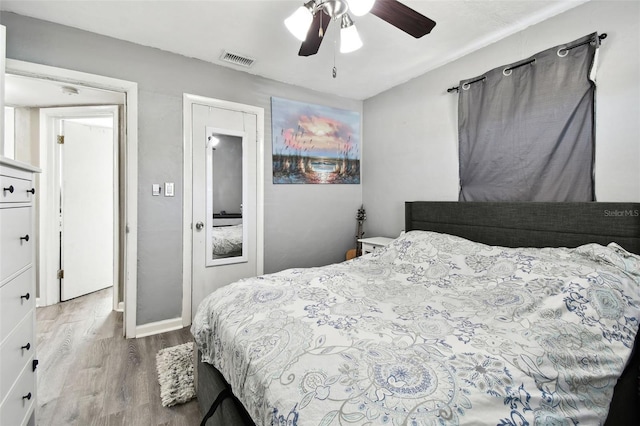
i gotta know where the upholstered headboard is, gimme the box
[404,201,640,425]
[405,202,640,254]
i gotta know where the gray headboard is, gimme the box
[405,202,640,255]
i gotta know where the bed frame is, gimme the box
[196,353,255,425]
[196,201,640,425]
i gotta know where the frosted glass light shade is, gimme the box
[285,6,314,41]
[340,25,363,53]
[348,0,376,17]
[207,135,220,148]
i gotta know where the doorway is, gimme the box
[5,59,139,337]
[182,94,265,324]
[46,109,119,302]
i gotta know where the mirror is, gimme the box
[205,126,247,266]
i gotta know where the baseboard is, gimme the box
[135,317,184,338]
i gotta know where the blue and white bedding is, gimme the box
[212,224,243,257]
[192,230,640,425]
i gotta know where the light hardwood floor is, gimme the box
[36,288,201,425]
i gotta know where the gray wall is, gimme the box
[212,135,242,215]
[363,0,640,239]
[2,12,363,325]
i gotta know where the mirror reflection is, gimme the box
[206,128,245,263]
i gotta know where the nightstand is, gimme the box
[358,237,394,255]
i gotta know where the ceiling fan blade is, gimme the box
[298,12,331,56]
[370,0,436,38]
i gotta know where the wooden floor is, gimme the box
[36,288,201,426]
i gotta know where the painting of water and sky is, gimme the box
[271,97,360,184]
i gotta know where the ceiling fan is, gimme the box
[285,0,436,56]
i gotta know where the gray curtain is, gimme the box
[458,33,599,201]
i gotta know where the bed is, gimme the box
[192,202,640,425]
[212,224,243,258]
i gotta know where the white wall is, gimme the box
[362,0,640,239]
[3,106,14,157]
[13,107,38,164]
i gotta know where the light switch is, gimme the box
[165,182,174,197]
[152,184,161,196]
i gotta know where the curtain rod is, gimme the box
[446,33,607,93]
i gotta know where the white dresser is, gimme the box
[1,157,40,426]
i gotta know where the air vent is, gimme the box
[219,50,255,68]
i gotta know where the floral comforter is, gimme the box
[212,224,243,256]
[192,230,640,425]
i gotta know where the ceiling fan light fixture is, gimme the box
[285,1,315,41]
[348,0,376,17]
[322,0,349,19]
[289,0,435,57]
[340,14,362,53]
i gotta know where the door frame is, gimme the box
[44,107,119,304]
[182,93,264,326]
[1,26,5,151]
[5,59,139,338]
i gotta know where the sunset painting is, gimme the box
[271,97,360,184]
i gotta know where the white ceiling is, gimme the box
[1,0,589,100]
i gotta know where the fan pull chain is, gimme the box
[332,41,337,79]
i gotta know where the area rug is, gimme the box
[156,342,196,407]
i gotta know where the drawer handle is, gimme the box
[22,392,32,401]
[20,234,30,242]
[21,292,30,301]
[27,188,36,195]
[3,185,14,193]
[22,343,31,351]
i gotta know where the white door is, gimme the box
[191,101,261,312]
[59,118,116,301]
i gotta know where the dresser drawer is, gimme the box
[0,207,33,282]
[0,358,36,426]
[1,314,35,397]
[0,268,33,341]
[0,174,34,204]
